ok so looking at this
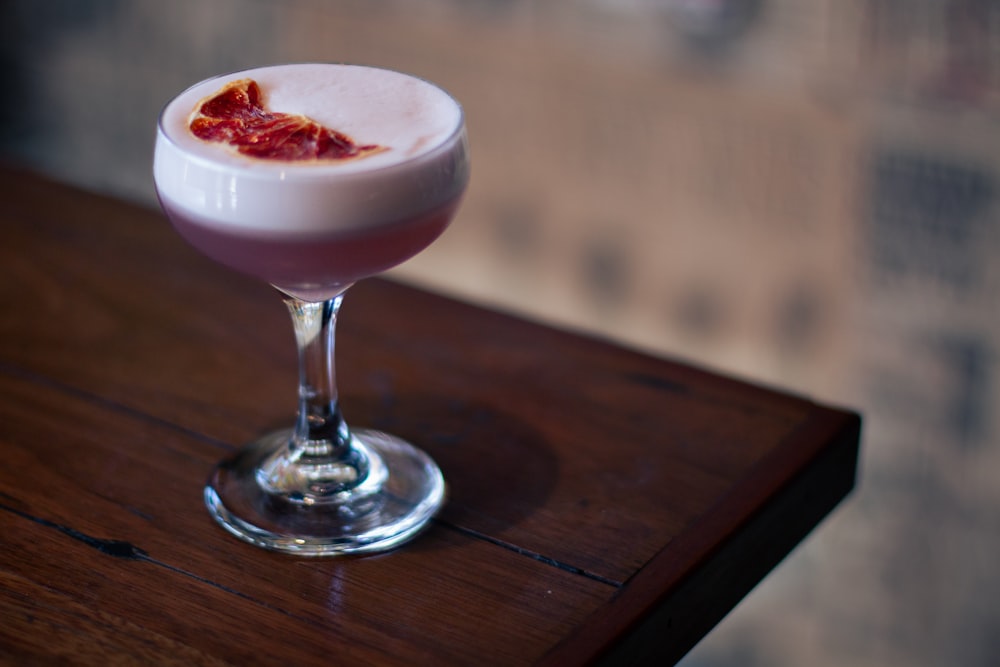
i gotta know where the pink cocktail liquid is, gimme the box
[162,197,459,300]
[153,64,469,301]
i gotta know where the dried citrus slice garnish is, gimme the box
[188,79,383,162]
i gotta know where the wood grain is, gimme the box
[0,166,860,665]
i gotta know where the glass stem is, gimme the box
[283,292,368,494]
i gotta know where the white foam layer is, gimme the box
[154,64,468,233]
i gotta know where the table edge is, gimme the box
[539,406,862,665]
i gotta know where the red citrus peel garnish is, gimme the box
[188,79,384,162]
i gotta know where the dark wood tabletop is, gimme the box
[0,165,860,666]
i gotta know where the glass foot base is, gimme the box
[204,428,445,556]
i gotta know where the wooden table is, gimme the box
[0,166,860,665]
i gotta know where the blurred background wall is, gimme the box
[2,1,998,664]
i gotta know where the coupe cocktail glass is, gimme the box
[153,64,469,555]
